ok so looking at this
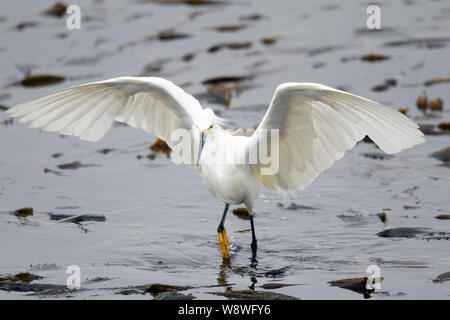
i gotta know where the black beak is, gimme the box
[200,132,205,149]
[197,132,205,165]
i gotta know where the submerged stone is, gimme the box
[376,227,429,238]
[431,147,450,162]
[156,292,196,300]
[209,290,299,300]
[433,272,450,283]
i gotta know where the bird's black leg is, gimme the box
[217,203,229,233]
[217,203,230,259]
[250,215,258,264]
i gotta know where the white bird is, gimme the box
[7,77,425,261]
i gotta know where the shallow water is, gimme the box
[0,0,449,299]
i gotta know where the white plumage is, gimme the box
[7,76,425,258]
[7,77,425,210]
[8,77,203,146]
[249,82,425,193]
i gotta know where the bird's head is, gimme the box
[196,108,215,134]
[196,108,216,147]
[195,108,216,164]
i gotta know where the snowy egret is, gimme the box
[7,77,425,261]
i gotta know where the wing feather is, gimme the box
[42,89,111,132]
[250,83,425,191]
[7,77,203,145]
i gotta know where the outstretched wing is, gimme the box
[250,82,425,191]
[7,77,203,146]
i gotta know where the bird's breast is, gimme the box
[198,140,255,205]
[200,162,252,205]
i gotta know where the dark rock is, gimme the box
[431,147,450,162]
[435,214,450,220]
[146,284,192,296]
[424,77,450,87]
[150,138,171,156]
[209,290,299,300]
[13,207,33,218]
[215,24,246,32]
[264,267,289,278]
[329,277,376,298]
[43,3,68,17]
[116,289,144,295]
[202,76,251,85]
[208,42,252,53]
[57,161,96,170]
[0,272,43,284]
[376,227,429,238]
[49,213,106,223]
[0,282,68,294]
[233,208,250,220]
[98,148,114,155]
[385,78,397,86]
[362,152,393,160]
[385,38,450,48]
[307,45,346,57]
[20,75,64,87]
[372,84,389,92]
[433,272,450,283]
[44,168,63,175]
[239,14,264,21]
[438,122,450,131]
[416,92,427,112]
[150,0,222,5]
[16,22,38,31]
[85,277,112,284]
[277,203,316,210]
[428,98,443,111]
[51,153,64,158]
[155,292,196,300]
[259,283,301,290]
[361,54,390,62]
[157,30,190,41]
[261,36,279,45]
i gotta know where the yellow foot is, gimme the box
[218,229,230,259]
